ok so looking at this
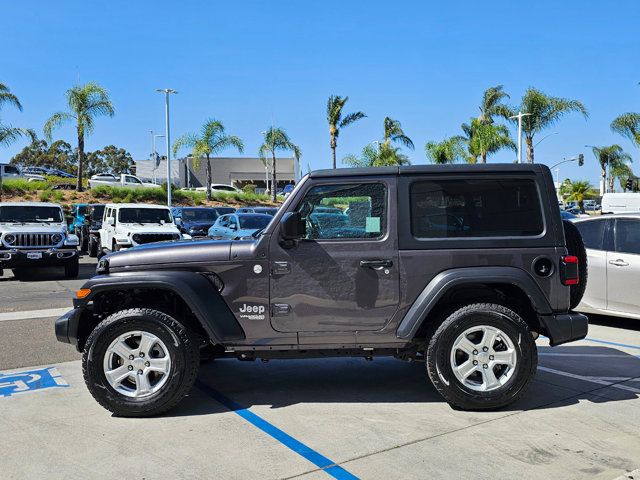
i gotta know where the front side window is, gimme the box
[238,215,272,229]
[575,219,607,250]
[410,178,543,238]
[615,219,640,255]
[125,176,141,184]
[296,183,386,240]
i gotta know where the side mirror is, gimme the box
[174,217,182,225]
[106,217,115,226]
[280,212,306,241]
[229,224,237,230]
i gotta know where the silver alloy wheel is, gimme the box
[103,330,172,398]
[450,325,517,392]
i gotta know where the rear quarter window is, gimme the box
[409,178,544,238]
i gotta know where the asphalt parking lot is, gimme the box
[1,257,639,480]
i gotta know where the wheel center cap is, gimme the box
[132,358,146,370]
[476,352,490,363]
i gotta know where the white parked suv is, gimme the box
[99,203,186,253]
[0,202,80,278]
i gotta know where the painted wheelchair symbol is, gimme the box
[0,367,68,397]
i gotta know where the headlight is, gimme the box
[97,258,109,274]
[51,233,63,244]
[4,234,16,245]
[132,234,141,242]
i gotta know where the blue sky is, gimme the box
[2,1,639,184]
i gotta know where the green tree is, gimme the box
[259,127,301,201]
[10,138,76,172]
[0,82,35,148]
[424,137,466,164]
[512,88,588,163]
[85,145,135,177]
[382,117,414,150]
[611,162,634,192]
[591,145,632,194]
[566,180,594,212]
[44,82,115,191]
[326,95,366,169]
[343,143,411,168]
[173,119,244,201]
[478,85,512,124]
[460,118,515,163]
[611,112,640,148]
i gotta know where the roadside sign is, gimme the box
[0,367,68,397]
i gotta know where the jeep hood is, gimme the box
[0,222,67,234]
[106,238,236,270]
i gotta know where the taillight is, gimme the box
[560,255,579,285]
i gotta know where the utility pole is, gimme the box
[156,88,178,206]
[509,112,532,163]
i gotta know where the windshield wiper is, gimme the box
[251,228,265,238]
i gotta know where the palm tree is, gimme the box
[611,162,634,192]
[0,82,34,148]
[258,127,301,201]
[591,145,632,194]
[566,180,593,213]
[512,88,588,163]
[611,112,640,148]
[44,82,114,191]
[470,120,516,163]
[343,143,411,168]
[173,119,244,200]
[326,95,366,169]
[382,117,414,150]
[424,137,466,164]
[478,85,512,124]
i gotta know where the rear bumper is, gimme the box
[0,248,78,268]
[539,312,588,347]
[55,307,84,349]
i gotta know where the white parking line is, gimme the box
[538,366,640,394]
[0,307,70,322]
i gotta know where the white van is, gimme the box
[601,193,640,214]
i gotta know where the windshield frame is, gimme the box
[0,205,64,223]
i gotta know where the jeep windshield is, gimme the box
[90,205,105,220]
[181,208,218,222]
[0,206,63,223]
[118,208,172,224]
[238,215,272,229]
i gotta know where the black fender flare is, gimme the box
[76,271,245,343]
[396,267,552,339]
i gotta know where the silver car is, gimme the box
[573,213,640,319]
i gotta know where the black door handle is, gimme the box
[360,259,393,269]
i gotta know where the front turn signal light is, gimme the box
[76,288,91,299]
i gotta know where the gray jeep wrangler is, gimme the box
[55,164,588,417]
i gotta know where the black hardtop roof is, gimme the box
[309,164,548,178]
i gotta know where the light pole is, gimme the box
[509,112,532,164]
[157,88,178,206]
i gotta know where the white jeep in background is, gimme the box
[0,202,80,278]
[99,203,187,253]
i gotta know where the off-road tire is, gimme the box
[64,257,80,278]
[11,269,23,280]
[88,235,99,258]
[80,232,89,252]
[562,220,588,309]
[426,303,537,411]
[82,308,200,417]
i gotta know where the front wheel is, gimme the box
[88,235,99,258]
[426,303,537,410]
[82,308,200,417]
[64,256,80,278]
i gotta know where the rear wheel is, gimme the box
[88,235,99,257]
[82,308,200,417]
[426,303,537,410]
[563,220,588,309]
[80,232,89,252]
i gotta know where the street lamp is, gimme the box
[156,88,178,206]
[509,111,532,164]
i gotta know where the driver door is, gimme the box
[269,177,400,339]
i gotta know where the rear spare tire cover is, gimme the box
[563,220,588,310]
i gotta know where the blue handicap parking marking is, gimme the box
[0,367,68,397]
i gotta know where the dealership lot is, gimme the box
[1,258,639,480]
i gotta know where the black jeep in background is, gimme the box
[55,164,588,417]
